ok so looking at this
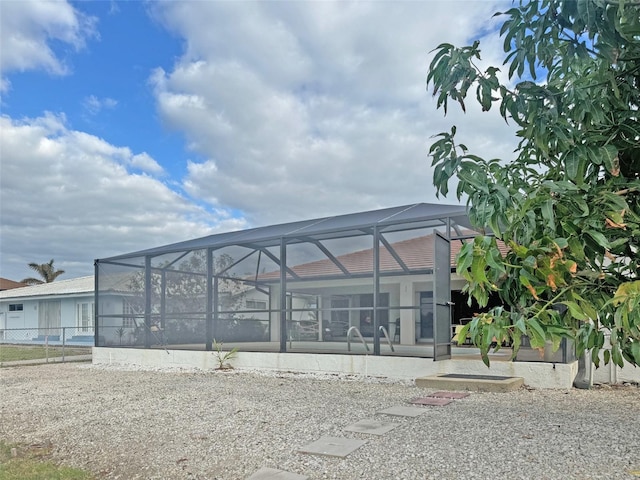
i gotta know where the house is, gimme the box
[0,276,95,344]
[0,277,27,291]
[95,203,475,353]
[93,203,531,358]
[92,203,640,387]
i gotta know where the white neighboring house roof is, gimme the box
[0,275,94,301]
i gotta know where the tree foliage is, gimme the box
[123,250,252,344]
[126,251,246,316]
[20,259,65,285]
[427,0,640,367]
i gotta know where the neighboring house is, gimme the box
[0,272,315,347]
[0,278,27,291]
[0,276,95,344]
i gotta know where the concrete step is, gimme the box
[416,373,524,393]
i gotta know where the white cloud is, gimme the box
[150,1,518,226]
[0,113,247,280]
[0,0,97,91]
[129,153,164,175]
[0,1,524,282]
[83,95,118,115]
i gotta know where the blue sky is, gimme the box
[3,2,188,177]
[0,0,516,281]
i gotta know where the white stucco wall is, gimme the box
[589,334,640,384]
[0,294,94,330]
[93,347,580,389]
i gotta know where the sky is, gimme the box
[0,0,518,282]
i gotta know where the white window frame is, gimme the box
[246,299,267,310]
[122,299,139,328]
[76,302,94,333]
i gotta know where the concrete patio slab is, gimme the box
[297,436,366,458]
[247,467,308,479]
[410,396,453,406]
[377,405,429,417]
[344,418,400,436]
[416,373,524,392]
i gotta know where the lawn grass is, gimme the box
[0,441,93,480]
[0,345,91,363]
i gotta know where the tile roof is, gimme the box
[260,233,508,280]
[0,278,27,290]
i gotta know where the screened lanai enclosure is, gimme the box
[94,203,571,362]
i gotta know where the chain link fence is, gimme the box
[0,327,93,364]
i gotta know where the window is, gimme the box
[77,302,94,333]
[122,300,138,328]
[246,300,267,310]
[122,318,136,328]
[9,304,23,311]
[38,300,62,336]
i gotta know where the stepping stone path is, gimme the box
[247,467,308,479]
[377,405,429,417]
[410,396,454,406]
[247,391,469,479]
[344,418,400,436]
[297,436,367,458]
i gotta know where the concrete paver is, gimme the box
[297,436,366,458]
[247,467,308,479]
[377,405,429,417]
[410,396,454,406]
[344,418,399,436]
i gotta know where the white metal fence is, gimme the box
[0,327,94,345]
[0,327,93,364]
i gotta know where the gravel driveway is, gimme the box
[1,363,639,480]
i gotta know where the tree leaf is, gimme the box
[541,199,555,231]
[564,301,588,320]
[585,230,610,249]
[527,318,546,349]
[601,145,620,176]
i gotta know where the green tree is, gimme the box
[20,259,65,285]
[124,250,248,343]
[126,251,246,316]
[427,0,640,367]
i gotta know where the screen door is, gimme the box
[433,232,452,360]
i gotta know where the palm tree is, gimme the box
[20,259,65,285]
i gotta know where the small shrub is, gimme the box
[212,339,238,370]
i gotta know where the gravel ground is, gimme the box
[1,363,639,480]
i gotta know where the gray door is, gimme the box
[433,232,452,360]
